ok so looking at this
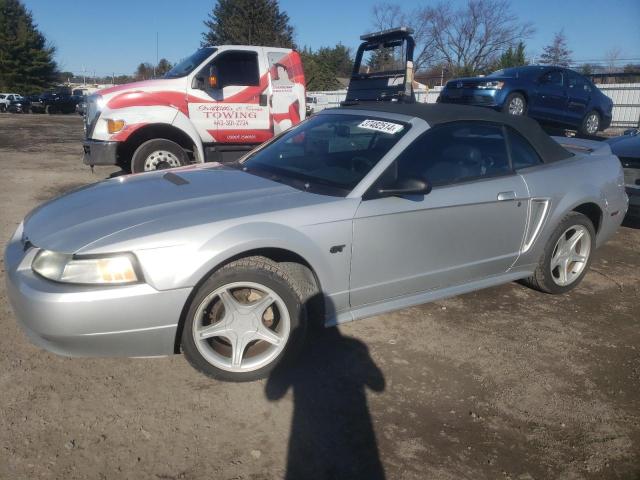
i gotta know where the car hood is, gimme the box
[97,78,185,98]
[23,165,332,253]
[606,134,640,158]
[446,76,509,87]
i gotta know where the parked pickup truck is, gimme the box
[30,87,82,114]
[82,46,306,173]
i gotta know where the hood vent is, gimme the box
[162,172,189,186]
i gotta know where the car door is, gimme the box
[566,70,592,126]
[350,121,529,308]
[187,48,272,145]
[530,70,568,122]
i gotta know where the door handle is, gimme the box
[497,191,516,201]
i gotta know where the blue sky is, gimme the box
[22,0,640,76]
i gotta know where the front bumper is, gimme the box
[4,226,191,357]
[437,89,504,108]
[82,139,118,166]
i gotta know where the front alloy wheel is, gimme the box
[192,282,290,372]
[181,257,309,381]
[503,93,527,116]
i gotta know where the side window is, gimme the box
[568,71,591,93]
[507,128,542,170]
[213,51,260,88]
[268,51,293,86]
[541,70,563,86]
[395,122,511,186]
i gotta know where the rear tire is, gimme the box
[522,212,595,294]
[181,257,310,382]
[580,111,600,136]
[502,92,527,116]
[131,138,189,173]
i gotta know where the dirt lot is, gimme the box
[0,113,639,480]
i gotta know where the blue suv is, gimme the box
[437,66,613,136]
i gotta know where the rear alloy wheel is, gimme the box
[503,92,527,116]
[131,138,189,173]
[181,257,309,382]
[581,111,600,136]
[522,212,595,294]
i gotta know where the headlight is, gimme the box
[477,81,504,90]
[32,250,140,285]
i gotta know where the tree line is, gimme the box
[1,0,638,94]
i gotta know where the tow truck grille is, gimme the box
[85,96,100,138]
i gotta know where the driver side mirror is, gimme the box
[191,65,220,90]
[377,177,432,197]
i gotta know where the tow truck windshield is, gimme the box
[164,48,216,78]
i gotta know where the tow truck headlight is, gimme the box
[32,250,140,285]
[107,119,126,134]
[477,81,505,90]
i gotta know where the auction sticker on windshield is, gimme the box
[358,119,404,134]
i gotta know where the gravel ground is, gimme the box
[0,113,639,480]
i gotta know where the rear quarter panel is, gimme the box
[515,151,626,268]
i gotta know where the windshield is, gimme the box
[237,114,409,196]
[164,48,216,78]
[488,68,517,77]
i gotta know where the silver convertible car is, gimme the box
[5,104,628,381]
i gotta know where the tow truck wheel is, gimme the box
[131,138,189,173]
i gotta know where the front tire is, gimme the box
[580,111,600,136]
[523,212,596,294]
[502,92,527,116]
[131,138,189,173]
[181,257,309,382]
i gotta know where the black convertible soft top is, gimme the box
[340,103,573,163]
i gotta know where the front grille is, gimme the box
[85,96,100,138]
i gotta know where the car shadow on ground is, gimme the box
[265,295,386,480]
[622,215,640,229]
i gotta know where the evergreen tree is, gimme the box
[496,42,527,70]
[201,0,294,48]
[156,58,173,77]
[0,0,57,93]
[300,47,339,91]
[539,30,572,67]
[135,62,154,80]
[300,45,353,91]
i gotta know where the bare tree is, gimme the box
[604,47,622,73]
[539,30,572,67]
[371,0,534,75]
[371,3,436,71]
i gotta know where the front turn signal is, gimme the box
[107,119,126,134]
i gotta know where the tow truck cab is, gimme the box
[83,46,305,173]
